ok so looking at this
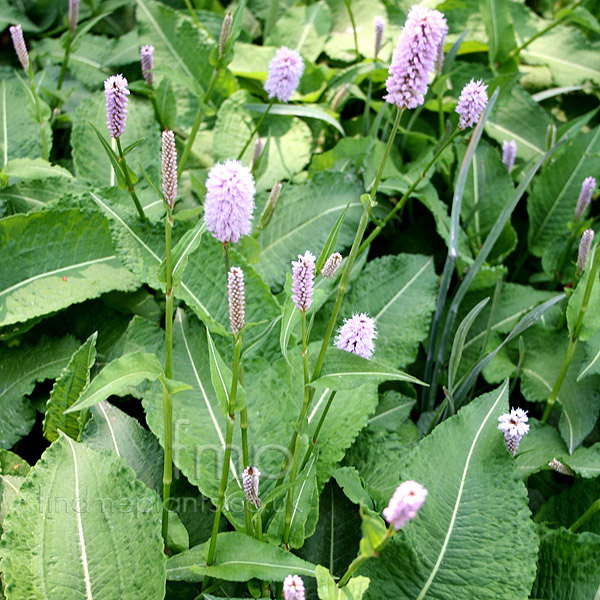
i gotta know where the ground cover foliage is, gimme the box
[0,0,600,598]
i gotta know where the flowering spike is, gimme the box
[227,266,245,336]
[242,466,261,508]
[283,575,305,600]
[498,408,530,456]
[219,13,232,59]
[335,313,377,359]
[161,129,177,209]
[322,252,342,278]
[68,0,80,35]
[383,480,427,530]
[577,229,594,272]
[548,459,575,476]
[502,140,517,174]
[330,86,349,113]
[575,176,596,221]
[258,182,281,230]
[384,6,447,109]
[104,74,130,139]
[9,25,29,71]
[264,46,304,103]
[204,160,256,243]
[140,45,154,86]
[251,138,264,170]
[291,251,316,312]
[456,79,488,130]
[374,16,385,58]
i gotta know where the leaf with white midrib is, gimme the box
[0,436,166,599]
[361,382,538,600]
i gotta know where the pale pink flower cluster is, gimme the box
[498,408,530,456]
[335,313,377,359]
[383,480,428,530]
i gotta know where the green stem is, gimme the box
[237,100,274,161]
[362,72,374,136]
[56,33,72,95]
[542,243,600,422]
[570,498,600,533]
[338,527,394,587]
[552,226,579,288]
[283,310,311,545]
[264,0,279,42]
[116,137,147,221]
[183,0,201,27]
[300,390,336,470]
[358,127,459,256]
[345,0,359,56]
[28,67,49,161]
[161,212,174,548]
[206,336,243,566]
[177,68,220,178]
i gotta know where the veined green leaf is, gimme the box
[0,436,166,598]
[3,158,73,180]
[245,103,344,136]
[558,442,600,478]
[158,220,206,286]
[316,564,370,600]
[167,531,316,581]
[43,333,98,443]
[66,351,164,413]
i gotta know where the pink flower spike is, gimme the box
[9,25,29,71]
[141,45,154,86]
[264,46,304,103]
[204,160,256,244]
[498,408,530,456]
[336,313,377,359]
[104,74,130,139]
[291,251,316,313]
[456,79,488,130]
[283,575,305,600]
[383,480,428,530]
[575,176,596,221]
[502,140,517,174]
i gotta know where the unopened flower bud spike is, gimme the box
[364,16,385,134]
[218,13,232,60]
[502,140,517,174]
[257,182,282,231]
[549,459,575,476]
[575,177,596,221]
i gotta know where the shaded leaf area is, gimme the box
[297,480,361,578]
[343,254,437,368]
[43,333,97,442]
[360,384,539,600]
[0,177,88,214]
[0,436,166,599]
[167,531,317,582]
[515,419,568,480]
[0,203,139,327]
[559,443,600,478]
[531,526,600,600]
[536,477,600,535]
[0,335,80,448]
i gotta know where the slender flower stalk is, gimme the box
[543,241,600,422]
[502,140,517,173]
[283,575,305,600]
[257,182,282,231]
[344,0,359,55]
[160,134,177,547]
[577,229,594,273]
[335,313,377,359]
[321,252,342,278]
[363,16,386,134]
[575,176,596,221]
[9,25,29,71]
[498,408,529,456]
[141,45,155,86]
[570,498,600,533]
[219,13,232,59]
[374,16,385,58]
[56,0,79,101]
[456,79,488,130]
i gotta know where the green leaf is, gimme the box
[312,347,425,390]
[528,126,600,257]
[531,527,600,600]
[518,324,600,453]
[514,419,568,479]
[0,177,87,213]
[344,254,437,368]
[558,442,600,478]
[81,400,164,493]
[315,201,349,274]
[0,436,166,598]
[0,204,139,327]
[206,330,246,414]
[155,78,177,130]
[479,0,518,66]
[167,531,316,581]
[0,474,23,534]
[0,336,80,448]
[578,326,600,381]
[566,250,600,341]
[316,564,370,600]
[0,77,45,166]
[266,2,332,62]
[89,122,127,189]
[3,158,73,180]
[297,480,362,578]
[66,351,164,413]
[43,333,98,443]
[332,466,373,509]
[0,451,30,477]
[367,391,416,432]
[256,172,364,289]
[360,383,539,600]
[158,221,206,287]
[245,103,344,136]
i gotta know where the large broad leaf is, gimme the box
[527,126,600,257]
[0,204,139,327]
[0,435,166,598]
[256,171,364,289]
[518,324,600,453]
[2,158,73,180]
[167,531,316,582]
[0,178,87,213]
[360,382,539,600]
[0,336,79,449]
[0,75,45,165]
[558,442,600,478]
[43,333,97,443]
[479,0,518,65]
[579,327,600,381]
[66,351,164,413]
[344,254,437,368]
[81,401,164,493]
[514,419,568,480]
[531,527,600,600]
